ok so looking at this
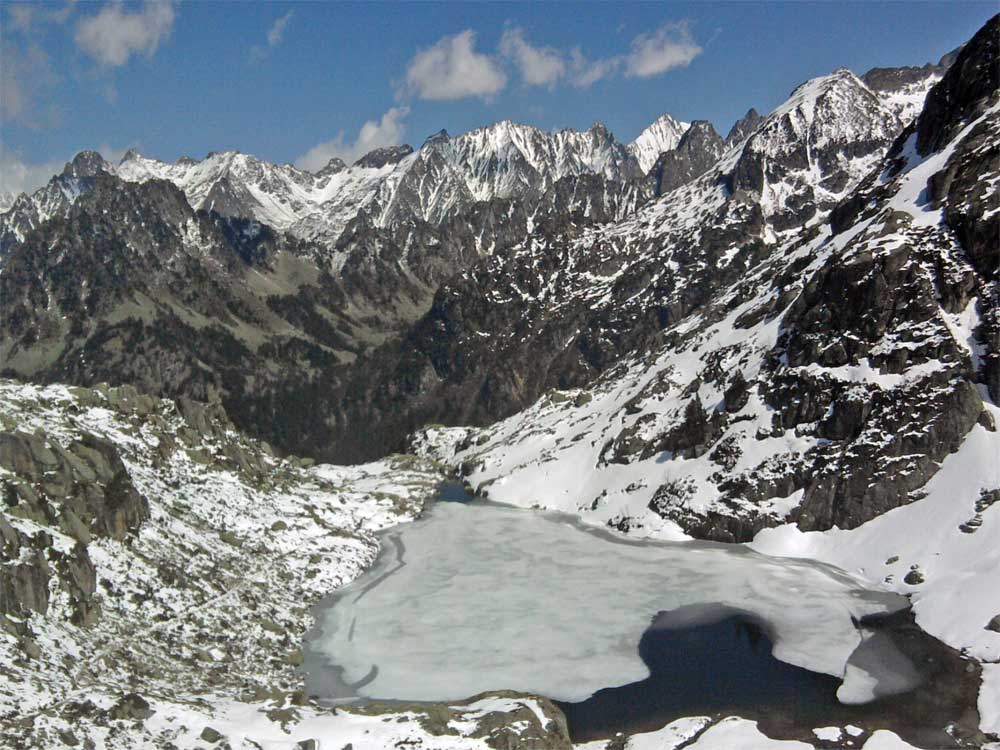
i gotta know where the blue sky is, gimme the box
[1,1,995,193]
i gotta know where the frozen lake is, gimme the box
[303,491,923,717]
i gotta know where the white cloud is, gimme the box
[0,42,60,126]
[251,9,294,61]
[267,10,294,47]
[499,27,566,89]
[295,106,410,172]
[568,48,622,88]
[490,21,701,90]
[75,1,175,68]
[0,150,66,197]
[625,21,702,78]
[403,30,507,101]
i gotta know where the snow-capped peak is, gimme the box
[628,113,692,172]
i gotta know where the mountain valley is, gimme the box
[1,12,998,750]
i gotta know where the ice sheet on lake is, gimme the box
[308,502,911,703]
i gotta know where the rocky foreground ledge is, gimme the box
[0,380,574,749]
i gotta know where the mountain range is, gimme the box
[0,49,952,463]
[1,12,998,750]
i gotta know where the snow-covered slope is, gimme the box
[628,112,691,172]
[872,74,943,125]
[117,148,406,245]
[723,68,902,232]
[116,120,649,240]
[862,50,957,126]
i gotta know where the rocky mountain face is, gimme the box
[416,14,999,546]
[0,151,115,254]
[326,65,912,462]
[862,46,960,124]
[725,108,763,147]
[648,120,725,195]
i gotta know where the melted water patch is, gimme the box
[557,608,843,741]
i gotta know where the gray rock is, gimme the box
[200,726,224,743]
[110,693,153,721]
[649,121,725,195]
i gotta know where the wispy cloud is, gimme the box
[0,149,66,197]
[74,1,176,68]
[295,106,410,172]
[0,41,62,127]
[567,48,622,88]
[461,21,703,93]
[625,21,702,78]
[268,10,294,47]
[4,1,75,32]
[251,9,294,62]
[499,27,566,89]
[402,30,507,101]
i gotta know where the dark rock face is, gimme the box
[916,14,999,155]
[648,121,725,195]
[110,693,153,721]
[201,175,265,220]
[0,423,149,625]
[929,103,1000,282]
[423,129,450,147]
[860,43,958,97]
[353,144,414,169]
[0,513,52,617]
[0,431,150,542]
[61,151,111,180]
[315,157,347,178]
[725,108,763,147]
